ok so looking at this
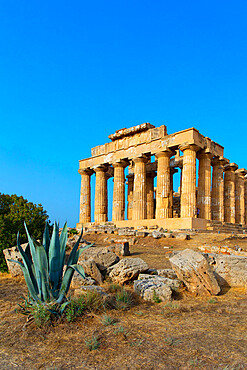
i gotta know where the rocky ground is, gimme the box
[0,232,247,369]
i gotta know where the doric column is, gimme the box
[132,156,148,220]
[155,149,175,219]
[94,165,108,223]
[224,163,238,223]
[170,168,178,218]
[146,171,156,219]
[197,150,213,220]
[245,174,247,225]
[127,174,134,220]
[78,168,93,224]
[235,169,247,224]
[211,157,228,221]
[179,144,200,218]
[112,160,128,221]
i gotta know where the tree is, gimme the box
[0,193,50,272]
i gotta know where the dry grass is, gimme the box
[1,232,247,369]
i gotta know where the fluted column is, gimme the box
[132,156,148,220]
[78,168,93,224]
[146,171,156,219]
[245,175,247,225]
[235,169,247,224]
[224,163,238,223]
[112,160,128,221]
[94,165,108,223]
[197,150,213,220]
[155,149,174,219]
[127,174,134,220]
[211,157,228,221]
[170,168,178,218]
[179,144,200,218]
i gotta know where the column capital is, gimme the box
[197,149,213,160]
[132,155,149,164]
[78,167,94,176]
[112,159,129,168]
[93,164,109,173]
[235,168,247,178]
[155,148,175,159]
[179,143,201,152]
[211,156,229,167]
[224,163,238,172]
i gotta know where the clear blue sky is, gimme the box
[0,0,246,226]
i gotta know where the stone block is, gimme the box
[157,269,178,279]
[138,274,181,291]
[108,257,149,284]
[73,285,108,297]
[106,242,130,256]
[3,244,28,277]
[169,249,220,296]
[78,258,103,284]
[134,279,172,302]
[136,231,149,237]
[174,233,190,240]
[79,247,119,271]
[71,275,96,289]
[151,230,163,239]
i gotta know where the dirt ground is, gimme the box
[0,232,247,369]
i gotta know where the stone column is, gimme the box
[155,149,174,219]
[112,160,128,221]
[235,169,247,224]
[127,174,134,220]
[146,171,156,219]
[170,168,178,218]
[245,174,247,225]
[179,144,200,218]
[132,156,148,220]
[197,150,213,220]
[211,157,228,222]
[224,163,238,223]
[94,165,108,223]
[78,168,93,224]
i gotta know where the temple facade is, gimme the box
[77,123,247,230]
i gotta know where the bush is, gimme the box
[0,193,50,272]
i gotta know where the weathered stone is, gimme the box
[174,233,190,240]
[78,258,103,284]
[157,269,178,279]
[108,257,148,284]
[71,275,96,289]
[134,279,172,302]
[138,274,181,291]
[204,253,247,288]
[3,244,28,277]
[79,247,119,271]
[136,231,149,237]
[118,228,136,236]
[106,242,130,256]
[151,230,163,239]
[169,249,220,296]
[163,233,174,238]
[73,285,107,297]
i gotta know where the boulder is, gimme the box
[108,257,148,284]
[106,242,130,256]
[138,274,181,291]
[71,275,96,289]
[134,279,172,302]
[73,285,107,297]
[169,249,220,296]
[156,269,178,279]
[3,244,28,277]
[152,230,163,239]
[175,233,190,240]
[78,258,103,284]
[204,253,247,288]
[79,247,119,271]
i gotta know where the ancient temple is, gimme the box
[77,123,247,230]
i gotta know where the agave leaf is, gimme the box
[49,222,62,298]
[8,260,39,302]
[56,263,86,304]
[59,222,68,271]
[66,228,84,267]
[76,243,94,260]
[60,301,70,314]
[24,222,42,297]
[36,244,51,302]
[43,222,50,255]
[17,233,39,296]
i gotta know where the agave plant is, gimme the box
[8,222,91,311]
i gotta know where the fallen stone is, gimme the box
[118,229,136,236]
[3,244,28,277]
[71,275,96,289]
[157,269,178,279]
[152,230,163,239]
[78,258,103,284]
[204,253,247,288]
[134,279,172,302]
[108,257,149,284]
[106,242,130,256]
[175,233,190,240]
[73,285,107,297]
[79,247,119,271]
[169,249,220,296]
[138,274,181,291]
[136,231,149,237]
[163,233,174,238]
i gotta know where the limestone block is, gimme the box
[79,247,119,271]
[73,285,108,297]
[152,230,163,239]
[169,249,220,296]
[71,275,96,289]
[174,233,190,240]
[106,242,130,256]
[136,231,149,237]
[204,253,247,288]
[163,233,174,238]
[108,257,149,284]
[134,279,172,302]
[78,258,103,284]
[3,244,28,277]
[157,269,178,279]
[118,228,136,236]
[138,274,181,291]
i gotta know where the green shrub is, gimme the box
[152,291,162,303]
[85,335,100,351]
[101,314,116,326]
[114,287,133,310]
[69,228,78,236]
